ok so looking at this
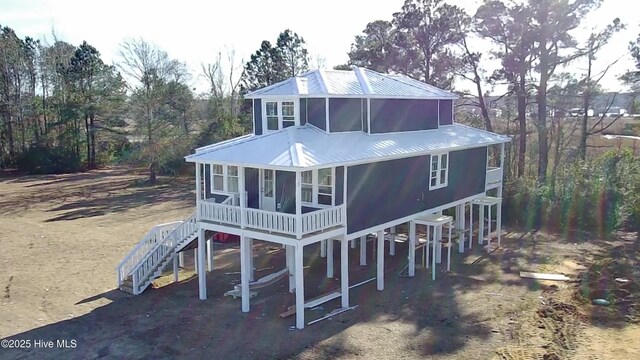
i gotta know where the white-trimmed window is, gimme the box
[263,100,298,131]
[301,170,313,203]
[282,101,295,128]
[266,101,279,130]
[301,168,334,206]
[317,168,332,205]
[227,166,239,193]
[210,165,240,194]
[212,165,224,191]
[429,153,449,190]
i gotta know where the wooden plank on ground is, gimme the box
[519,271,570,281]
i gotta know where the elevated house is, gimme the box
[116,68,510,329]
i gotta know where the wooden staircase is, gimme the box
[116,213,198,295]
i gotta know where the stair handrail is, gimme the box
[116,220,182,287]
[129,212,198,294]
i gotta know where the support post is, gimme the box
[198,227,207,300]
[351,239,356,249]
[377,230,384,291]
[447,222,452,272]
[498,143,505,199]
[478,205,485,245]
[206,238,213,272]
[497,202,502,246]
[286,245,295,292]
[194,248,198,274]
[390,226,396,256]
[459,203,466,253]
[295,171,302,239]
[173,255,179,282]
[240,235,250,312]
[340,239,349,308]
[359,236,367,266]
[249,238,254,282]
[455,204,463,253]
[326,238,334,278]
[409,221,416,277]
[469,203,473,249]
[239,166,246,229]
[179,252,184,267]
[320,240,326,258]
[295,245,305,329]
[432,226,437,281]
[488,204,493,246]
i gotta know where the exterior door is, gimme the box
[261,169,276,211]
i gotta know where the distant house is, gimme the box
[116,68,510,329]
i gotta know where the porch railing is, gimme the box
[245,208,297,235]
[199,203,345,238]
[301,205,345,234]
[198,200,241,226]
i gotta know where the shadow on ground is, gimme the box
[0,168,194,221]
[1,231,555,360]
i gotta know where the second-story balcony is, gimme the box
[198,197,345,239]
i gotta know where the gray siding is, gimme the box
[439,100,453,125]
[307,98,326,130]
[300,98,307,125]
[329,98,362,132]
[335,166,344,205]
[245,168,260,209]
[253,99,262,135]
[362,100,369,133]
[276,170,296,214]
[370,99,439,133]
[346,147,487,234]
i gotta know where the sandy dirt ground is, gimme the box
[1,168,639,359]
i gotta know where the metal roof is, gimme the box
[185,124,509,169]
[244,68,458,99]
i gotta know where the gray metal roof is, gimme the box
[244,67,458,99]
[185,124,509,169]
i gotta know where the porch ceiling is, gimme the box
[184,124,510,169]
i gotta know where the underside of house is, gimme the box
[116,67,510,329]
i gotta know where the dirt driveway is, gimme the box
[1,168,639,359]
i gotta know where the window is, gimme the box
[227,166,239,193]
[317,168,332,205]
[266,102,279,130]
[264,100,297,131]
[263,169,274,197]
[429,153,448,190]
[212,165,224,191]
[301,168,334,206]
[211,165,240,194]
[301,170,313,203]
[282,101,295,128]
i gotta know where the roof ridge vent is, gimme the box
[295,77,309,95]
[354,67,372,95]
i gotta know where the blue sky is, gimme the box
[1,0,636,94]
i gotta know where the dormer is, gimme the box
[244,68,458,136]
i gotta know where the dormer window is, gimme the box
[264,99,298,131]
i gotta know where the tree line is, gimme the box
[2,0,640,186]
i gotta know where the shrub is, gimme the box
[17,145,83,174]
[503,150,640,236]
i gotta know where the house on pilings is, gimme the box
[116,67,509,329]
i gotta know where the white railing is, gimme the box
[486,167,503,187]
[116,221,182,287]
[245,208,297,235]
[199,201,241,226]
[129,212,199,294]
[301,205,345,234]
[199,202,345,238]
